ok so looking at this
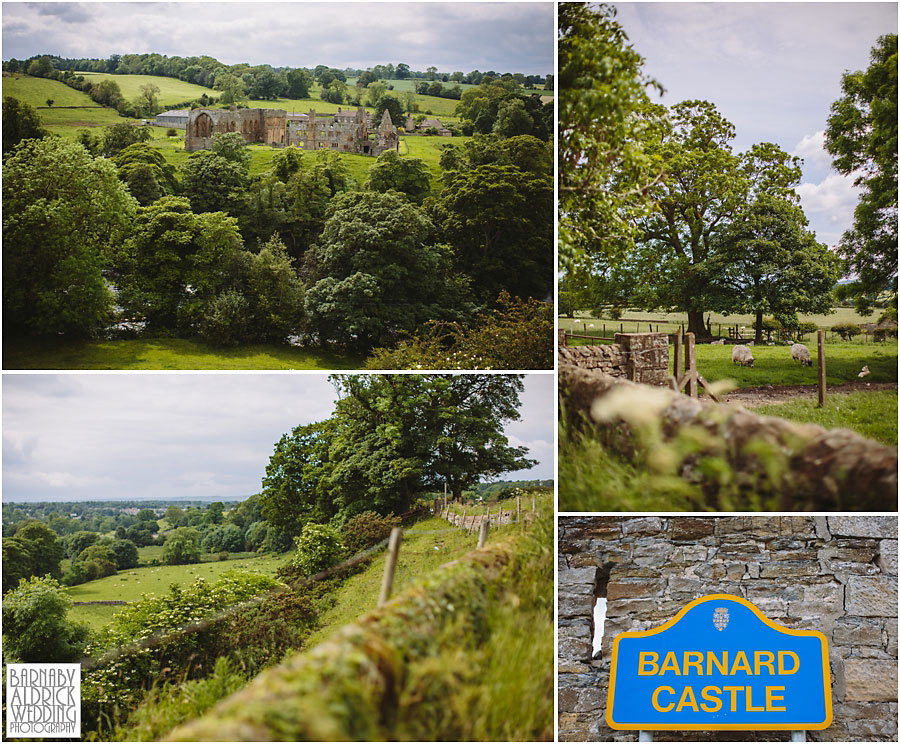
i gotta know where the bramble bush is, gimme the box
[290,523,345,576]
[341,511,401,555]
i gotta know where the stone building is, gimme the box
[155,109,190,129]
[558,516,899,742]
[184,106,398,156]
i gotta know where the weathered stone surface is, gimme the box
[844,658,898,701]
[560,566,599,586]
[846,575,898,617]
[559,515,898,742]
[878,539,898,576]
[559,590,595,618]
[829,516,898,539]
[622,517,664,536]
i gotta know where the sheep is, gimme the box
[790,343,811,366]
[731,344,754,367]
[859,365,870,378]
[710,339,725,345]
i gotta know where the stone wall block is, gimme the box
[877,539,898,575]
[846,575,898,617]
[622,517,665,536]
[844,658,898,701]
[829,516,898,539]
[606,577,666,601]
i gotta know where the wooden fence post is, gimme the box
[817,330,826,408]
[460,507,467,530]
[531,495,536,513]
[516,495,521,523]
[377,527,402,608]
[674,328,683,385]
[685,332,698,398]
[477,520,489,549]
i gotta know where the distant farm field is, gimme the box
[560,306,886,338]
[2,73,123,128]
[75,71,218,107]
[67,552,288,630]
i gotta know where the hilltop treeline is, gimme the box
[4,53,549,98]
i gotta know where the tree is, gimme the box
[290,523,344,575]
[11,521,65,580]
[493,97,534,139]
[2,96,50,153]
[558,3,665,269]
[45,98,54,108]
[180,150,249,215]
[214,72,248,105]
[285,68,312,99]
[2,576,90,662]
[2,537,34,593]
[115,196,245,333]
[325,375,533,515]
[161,527,202,565]
[427,163,553,303]
[825,33,897,300]
[261,419,338,535]
[26,56,54,78]
[373,95,404,128]
[241,234,304,342]
[321,79,347,105]
[63,530,100,559]
[706,195,842,342]
[101,121,152,157]
[138,82,161,114]
[633,102,803,336]
[74,543,118,580]
[304,191,471,351]
[113,143,177,205]
[109,538,139,569]
[209,131,251,170]
[164,505,186,527]
[395,63,410,80]
[363,150,432,204]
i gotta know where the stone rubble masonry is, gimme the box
[559,363,898,511]
[558,516,899,742]
[558,333,669,386]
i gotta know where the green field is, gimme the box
[67,552,288,630]
[560,306,885,339]
[2,74,124,128]
[3,337,364,370]
[75,71,215,107]
[678,340,897,389]
[754,390,898,446]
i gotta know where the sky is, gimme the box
[0,2,554,75]
[2,373,555,503]
[612,2,897,250]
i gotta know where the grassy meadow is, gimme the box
[67,551,288,630]
[3,337,365,370]
[560,306,885,339]
[753,390,898,446]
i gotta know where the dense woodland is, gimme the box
[2,54,553,368]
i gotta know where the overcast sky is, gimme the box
[2,373,554,503]
[1,2,553,75]
[612,2,897,250]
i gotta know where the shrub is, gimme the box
[831,322,862,340]
[341,511,401,555]
[161,527,202,565]
[166,128,177,137]
[2,576,90,662]
[878,307,897,323]
[796,322,818,340]
[290,523,345,576]
[198,290,252,347]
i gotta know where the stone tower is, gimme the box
[372,109,399,156]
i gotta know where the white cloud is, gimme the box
[791,131,834,171]
[795,173,861,226]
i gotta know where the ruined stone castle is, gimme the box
[184,106,399,156]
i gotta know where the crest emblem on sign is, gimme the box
[712,607,729,631]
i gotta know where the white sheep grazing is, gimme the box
[710,339,725,345]
[731,344,754,367]
[790,343,811,366]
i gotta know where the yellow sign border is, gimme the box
[605,593,833,731]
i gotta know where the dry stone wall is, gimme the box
[558,333,669,386]
[558,516,899,742]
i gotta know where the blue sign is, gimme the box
[606,594,832,731]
